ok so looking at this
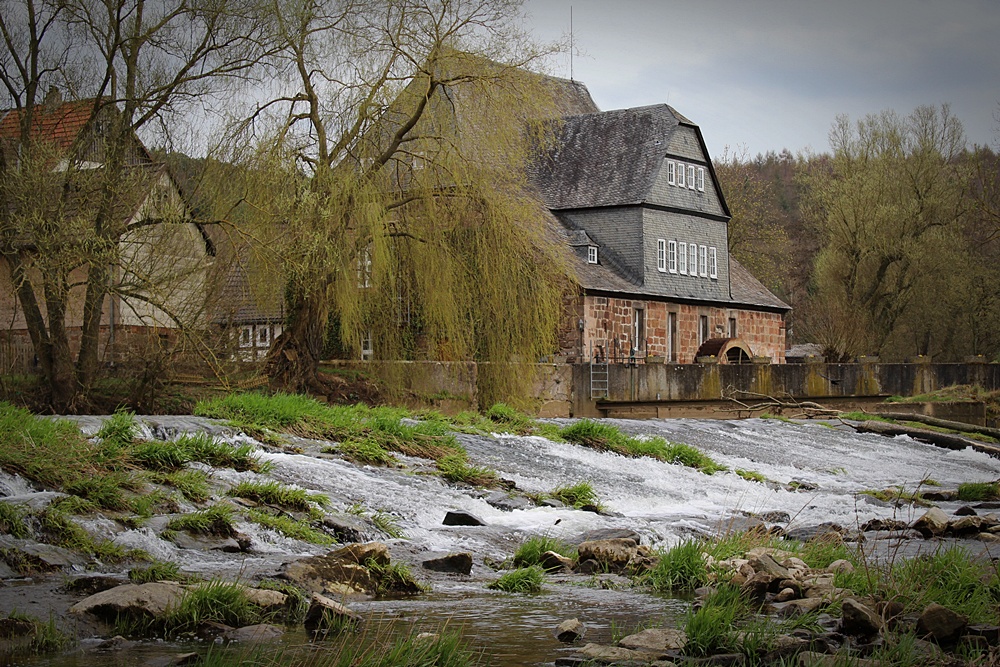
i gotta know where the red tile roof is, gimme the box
[0,100,96,152]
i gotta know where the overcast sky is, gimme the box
[521,0,1000,159]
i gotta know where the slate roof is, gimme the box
[532,104,686,210]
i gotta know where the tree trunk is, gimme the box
[77,262,109,390]
[264,283,330,394]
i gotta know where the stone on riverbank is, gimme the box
[69,582,187,621]
[303,593,361,638]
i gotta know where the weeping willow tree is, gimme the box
[216,0,576,403]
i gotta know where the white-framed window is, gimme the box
[666,160,676,185]
[677,162,686,188]
[361,330,373,361]
[697,167,706,192]
[239,326,252,348]
[587,246,598,264]
[699,245,708,277]
[357,246,372,288]
[678,242,688,275]
[709,247,718,279]
[689,244,697,277]
[656,239,667,272]
[257,325,270,347]
[668,240,677,273]
[688,165,696,190]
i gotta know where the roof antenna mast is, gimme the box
[569,6,574,81]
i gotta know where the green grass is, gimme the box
[513,535,577,568]
[371,511,405,539]
[128,560,184,584]
[957,481,1000,501]
[166,504,237,537]
[683,584,750,657]
[145,469,211,503]
[364,557,427,596]
[247,509,334,546]
[173,432,271,473]
[549,481,600,509]
[558,420,726,474]
[858,486,932,507]
[0,502,30,538]
[436,454,500,487]
[483,403,535,434]
[162,580,262,636]
[227,480,328,513]
[2,611,72,656]
[328,437,399,466]
[735,468,766,483]
[641,540,708,592]
[36,504,148,563]
[95,409,140,461]
[487,566,545,593]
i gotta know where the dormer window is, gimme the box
[697,167,706,192]
[666,161,676,185]
[588,246,598,264]
[688,165,696,190]
[677,162,686,188]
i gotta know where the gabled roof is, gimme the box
[0,100,97,151]
[531,104,682,210]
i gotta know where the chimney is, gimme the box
[43,86,62,110]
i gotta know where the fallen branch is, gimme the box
[866,411,1000,441]
[851,420,1000,459]
[720,388,840,419]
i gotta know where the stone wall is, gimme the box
[564,295,786,364]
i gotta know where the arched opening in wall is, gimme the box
[694,337,754,364]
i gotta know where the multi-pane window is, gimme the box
[667,160,676,185]
[699,315,709,345]
[588,246,598,264]
[657,239,667,272]
[699,245,708,277]
[688,165,696,190]
[697,167,706,192]
[689,244,697,277]
[677,162,686,188]
[668,240,677,273]
[667,242,719,281]
[665,159,706,195]
[678,242,688,275]
[709,247,717,279]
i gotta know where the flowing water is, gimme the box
[13,416,1000,666]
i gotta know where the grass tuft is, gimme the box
[166,504,236,537]
[558,420,725,473]
[513,535,577,568]
[487,566,545,593]
[247,509,334,545]
[549,481,600,509]
[642,540,708,592]
[227,480,328,513]
[957,481,1000,502]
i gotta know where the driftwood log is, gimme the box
[852,420,1000,458]
[867,411,1000,441]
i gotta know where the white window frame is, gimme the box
[257,325,270,347]
[689,244,697,277]
[239,325,253,348]
[667,240,677,273]
[697,167,706,192]
[666,160,676,186]
[699,245,708,277]
[678,242,688,275]
[656,239,667,272]
[587,246,598,264]
[676,162,686,188]
[688,165,696,190]
[709,247,718,279]
[361,330,373,361]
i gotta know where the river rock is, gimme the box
[825,559,854,574]
[484,492,533,512]
[839,598,882,636]
[860,518,908,532]
[221,623,285,643]
[966,624,1000,646]
[575,642,649,663]
[421,552,473,575]
[63,575,127,596]
[0,537,86,571]
[0,616,34,638]
[912,508,950,537]
[554,618,586,642]
[916,602,967,644]
[321,515,369,543]
[577,538,638,571]
[784,523,842,543]
[569,528,642,545]
[303,593,361,637]
[742,571,779,602]
[954,505,978,516]
[769,597,825,616]
[748,552,791,580]
[949,515,984,536]
[70,582,187,621]
[244,588,288,614]
[618,627,686,651]
[538,550,574,572]
[442,510,485,526]
[282,553,375,595]
[332,542,390,566]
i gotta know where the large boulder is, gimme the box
[331,542,390,567]
[577,538,638,571]
[442,511,485,526]
[70,582,187,621]
[618,627,686,652]
[282,554,376,596]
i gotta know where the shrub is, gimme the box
[642,540,707,592]
[513,535,577,568]
[487,566,545,593]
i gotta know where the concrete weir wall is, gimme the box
[322,359,999,420]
